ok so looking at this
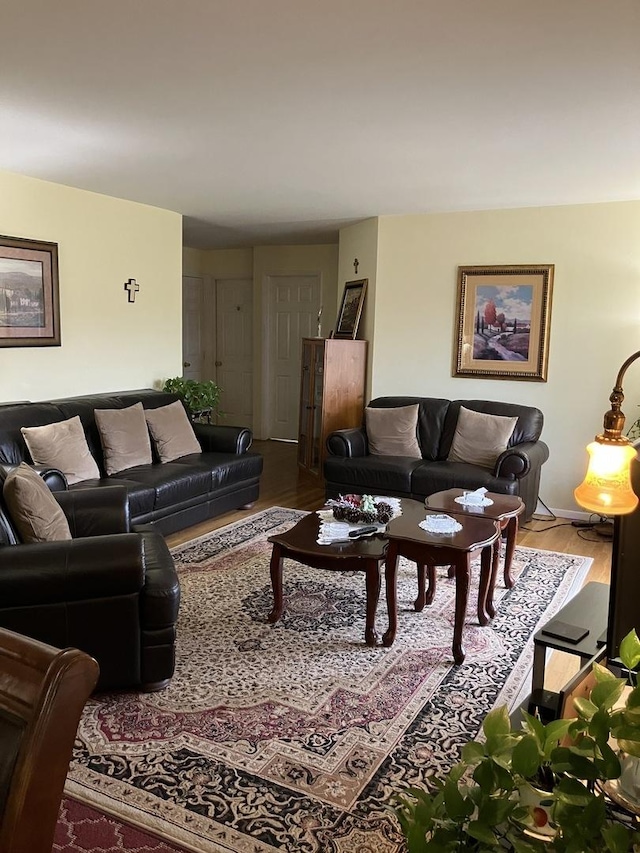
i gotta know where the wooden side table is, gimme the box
[383,500,500,664]
[267,512,387,646]
[425,489,525,590]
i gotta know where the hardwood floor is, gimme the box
[166,439,613,693]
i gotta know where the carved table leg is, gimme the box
[477,545,494,625]
[415,563,426,611]
[382,542,399,647]
[452,555,470,665]
[267,543,284,624]
[503,516,518,588]
[364,561,381,646]
[414,563,435,610]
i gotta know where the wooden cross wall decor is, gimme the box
[353,258,359,274]
[124,278,139,303]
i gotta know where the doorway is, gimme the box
[265,274,321,441]
[181,276,254,428]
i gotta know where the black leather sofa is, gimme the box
[0,470,180,692]
[0,389,263,535]
[324,396,549,521]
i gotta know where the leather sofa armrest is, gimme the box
[326,428,368,458]
[0,463,67,493]
[137,529,181,628]
[192,423,253,454]
[56,486,130,536]
[494,440,550,479]
[0,534,145,608]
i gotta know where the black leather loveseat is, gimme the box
[324,396,549,521]
[0,389,263,534]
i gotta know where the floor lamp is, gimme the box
[574,350,640,659]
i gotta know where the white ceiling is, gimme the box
[1,1,638,249]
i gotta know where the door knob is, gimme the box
[183,361,191,367]
[215,360,222,367]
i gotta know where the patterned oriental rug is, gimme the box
[61,507,593,853]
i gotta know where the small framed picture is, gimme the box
[453,264,554,381]
[335,279,367,339]
[0,234,60,347]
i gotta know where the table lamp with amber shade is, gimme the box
[574,350,640,658]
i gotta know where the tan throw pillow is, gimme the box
[95,402,153,475]
[21,416,100,484]
[365,405,421,457]
[3,463,72,543]
[447,406,518,469]
[144,400,201,463]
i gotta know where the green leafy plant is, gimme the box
[395,630,640,852]
[162,377,222,418]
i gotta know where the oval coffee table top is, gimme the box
[385,498,500,551]
[268,511,387,560]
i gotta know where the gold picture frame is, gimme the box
[0,234,60,347]
[453,264,554,381]
[335,279,367,339]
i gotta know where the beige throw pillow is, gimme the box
[21,416,100,484]
[95,402,153,475]
[144,401,201,463]
[365,405,421,457]
[447,406,518,469]
[3,463,72,543]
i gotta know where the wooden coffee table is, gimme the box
[267,512,388,646]
[382,499,500,664]
[425,488,525,589]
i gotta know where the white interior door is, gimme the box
[182,276,204,379]
[267,274,321,440]
[215,278,253,428]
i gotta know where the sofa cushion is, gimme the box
[71,474,156,518]
[365,405,421,457]
[144,401,201,463]
[95,402,153,475]
[447,406,518,469]
[21,416,100,484]
[3,463,72,543]
[367,397,451,461]
[411,460,519,499]
[323,454,423,495]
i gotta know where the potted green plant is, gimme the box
[162,377,222,421]
[395,630,640,852]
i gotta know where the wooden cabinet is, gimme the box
[297,338,367,477]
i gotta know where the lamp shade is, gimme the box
[574,440,639,515]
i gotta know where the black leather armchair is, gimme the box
[0,466,180,692]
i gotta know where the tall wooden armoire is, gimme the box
[297,338,367,478]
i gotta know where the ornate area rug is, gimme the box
[64,507,592,853]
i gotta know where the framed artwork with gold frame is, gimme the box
[453,264,554,381]
[0,234,60,347]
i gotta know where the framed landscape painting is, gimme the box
[0,235,60,347]
[335,279,367,339]
[453,264,554,381]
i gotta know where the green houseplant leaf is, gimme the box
[162,377,222,417]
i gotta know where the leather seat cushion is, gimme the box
[411,461,519,498]
[172,452,263,490]
[324,455,423,494]
[69,476,156,517]
[111,463,213,510]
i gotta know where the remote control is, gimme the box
[348,526,379,538]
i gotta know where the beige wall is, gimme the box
[337,218,379,399]
[363,201,640,516]
[0,170,183,402]
[182,247,205,277]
